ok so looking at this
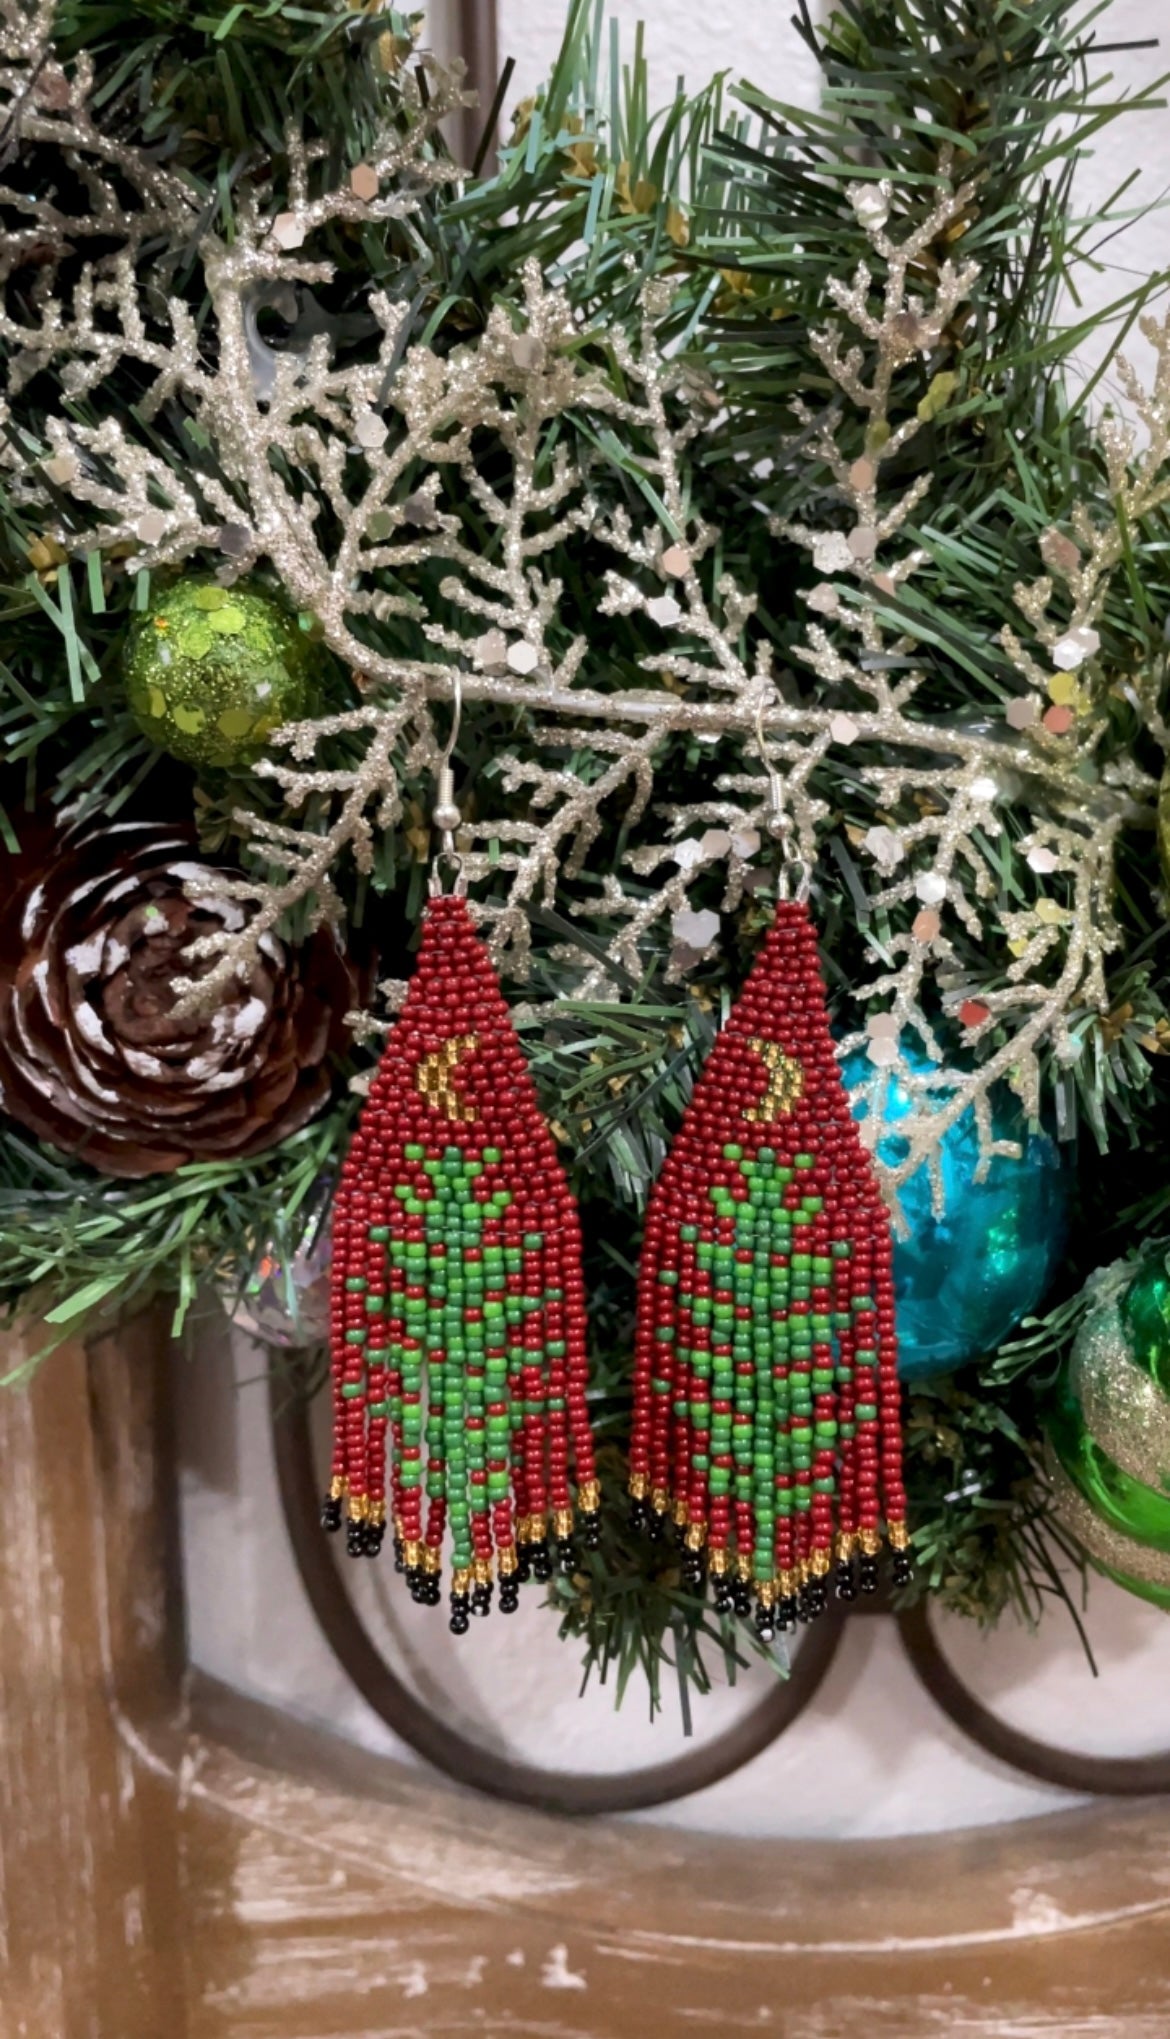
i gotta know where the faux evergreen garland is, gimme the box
[3,0,1170,1707]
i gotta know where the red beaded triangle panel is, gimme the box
[629,899,909,1635]
[325,895,599,1626]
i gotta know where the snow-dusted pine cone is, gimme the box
[0,819,358,1177]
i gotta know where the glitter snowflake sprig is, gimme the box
[3,24,1165,1208]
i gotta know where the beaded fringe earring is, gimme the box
[629,760,910,1639]
[323,709,600,1632]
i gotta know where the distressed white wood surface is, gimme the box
[4,1318,1170,2035]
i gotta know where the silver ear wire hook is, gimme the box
[754,690,810,904]
[429,672,467,897]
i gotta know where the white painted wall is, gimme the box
[494,0,825,111]
[179,2,1170,1839]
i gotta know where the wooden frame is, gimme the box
[5,15,1170,2029]
[448,0,501,168]
[5,1313,1170,2034]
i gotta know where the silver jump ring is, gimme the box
[428,846,467,898]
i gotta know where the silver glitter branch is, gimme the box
[3,32,1163,1206]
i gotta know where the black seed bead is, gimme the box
[646,1509,666,1544]
[581,1511,603,1551]
[393,1535,406,1575]
[800,1579,827,1623]
[835,1559,857,1603]
[346,1520,366,1560]
[449,1591,471,1636]
[676,1549,705,1598]
[713,1575,734,1614]
[531,1539,553,1583]
[777,1594,800,1633]
[320,1494,343,1534]
[499,1577,520,1614]
[859,1555,880,1595]
[754,1602,776,1644]
[426,1576,442,1607]
[629,1498,649,1533]
[516,1546,533,1584]
[732,1578,753,1618]
[556,1536,577,1575]
[363,1522,385,1560]
[892,1550,914,1589]
[471,1584,493,1617]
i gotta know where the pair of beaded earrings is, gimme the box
[323,699,909,1641]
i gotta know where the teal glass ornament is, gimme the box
[841,1045,1069,1381]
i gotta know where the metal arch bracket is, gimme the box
[269,1369,845,1815]
[896,1598,1170,1798]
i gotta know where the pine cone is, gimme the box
[0,820,360,1177]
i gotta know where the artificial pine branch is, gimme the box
[2,0,1170,1702]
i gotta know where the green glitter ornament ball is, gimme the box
[125,577,316,768]
[1045,1258,1170,1611]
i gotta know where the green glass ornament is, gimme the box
[1045,1259,1170,1610]
[125,577,315,768]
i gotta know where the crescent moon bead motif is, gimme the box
[324,896,599,1636]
